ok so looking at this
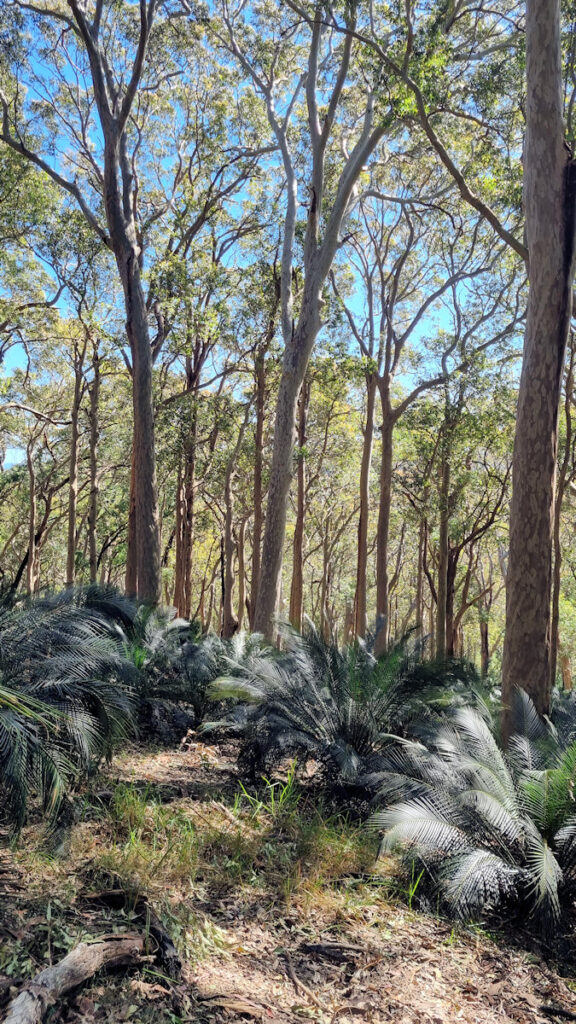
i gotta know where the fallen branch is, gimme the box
[281,950,328,1012]
[4,934,145,1024]
[540,1007,576,1021]
[301,941,365,962]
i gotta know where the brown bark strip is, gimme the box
[4,935,145,1024]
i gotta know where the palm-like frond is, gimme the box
[206,624,477,783]
[0,587,138,829]
[369,694,576,932]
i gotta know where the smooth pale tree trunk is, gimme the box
[254,294,322,637]
[374,393,395,656]
[289,377,310,631]
[502,0,576,724]
[354,373,377,638]
[88,346,100,584]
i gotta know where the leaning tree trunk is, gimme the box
[501,0,576,725]
[253,292,322,639]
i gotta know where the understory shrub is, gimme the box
[0,587,137,829]
[368,692,576,933]
[205,624,480,783]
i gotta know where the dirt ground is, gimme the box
[1,740,576,1024]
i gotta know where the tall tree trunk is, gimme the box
[173,461,185,611]
[289,376,310,631]
[88,345,100,584]
[445,548,457,658]
[250,352,266,627]
[374,392,395,656]
[502,0,576,723]
[480,617,490,678]
[124,264,160,604]
[551,344,574,687]
[416,518,426,637]
[237,518,247,632]
[355,373,376,638]
[26,442,37,594]
[125,449,138,595]
[222,405,251,637]
[66,340,87,587]
[173,407,197,618]
[254,294,322,638]
[222,465,238,639]
[436,442,450,660]
[320,519,331,640]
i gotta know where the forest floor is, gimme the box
[1,738,576,1024]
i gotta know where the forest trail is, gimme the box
[1,742,575,1024]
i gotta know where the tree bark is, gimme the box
[26,440,38,593]
[253,291,322,637]
[289,376,310,631]
[374,395,395,656]
[87,345,100,584]
[236,517,247,631]
[222,464,238,638]
[355,373,376,638]
[173,406,197,618]
[502,0,576,724]
[551,344,574,687]
[66,338,87,587]
[250,351,266,627]
[125,448,138,595]
[222,405,251,637]
[118,251,160,603]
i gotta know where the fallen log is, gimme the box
[83,889,182,979]
[3,934,145,1024]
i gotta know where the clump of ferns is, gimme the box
[206,623,477,785]
[366,692,576,934]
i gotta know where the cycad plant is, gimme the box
[127,608,238,724]
[368,693,576,933]
[206,624,476,784]
[0,587,137,830]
